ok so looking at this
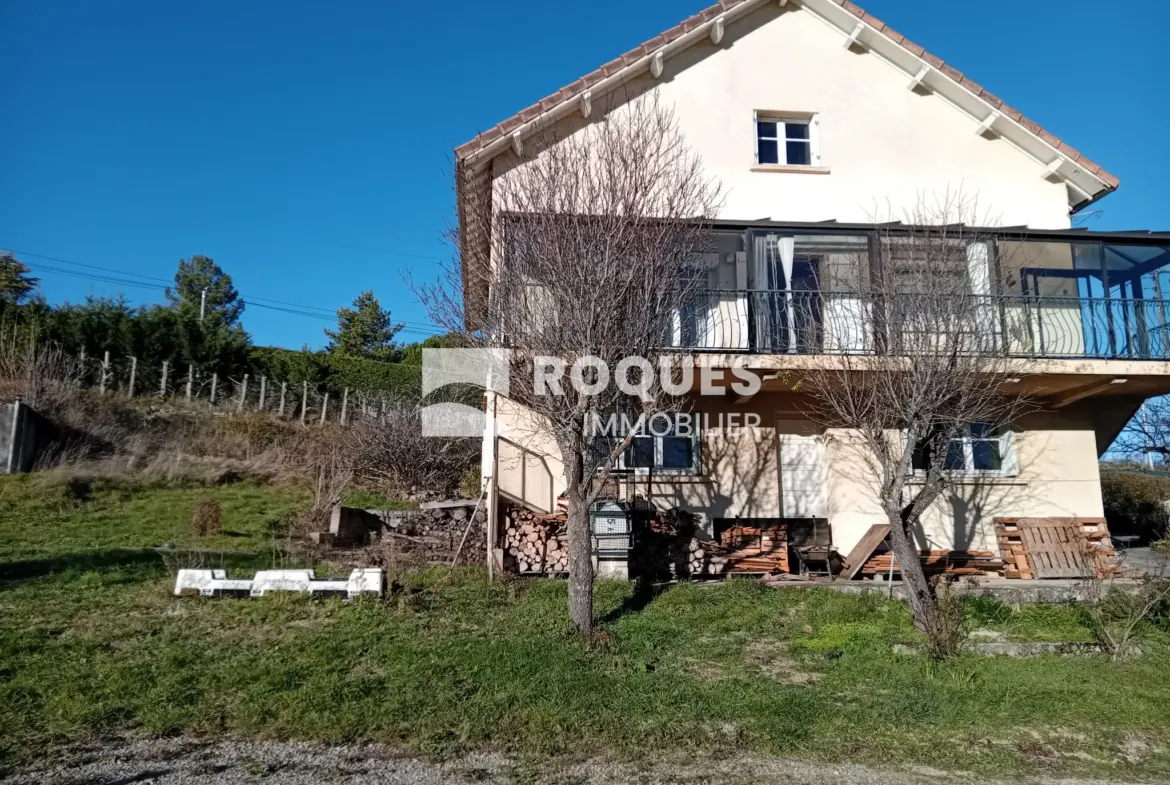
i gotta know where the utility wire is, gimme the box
[11,247,445,336]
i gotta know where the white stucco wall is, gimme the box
[490,393,1108,557]
[493,2,1072,230]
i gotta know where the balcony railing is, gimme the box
[672,289,1170,360]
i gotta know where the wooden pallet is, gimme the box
[858,550,1004,577]
[994,517,1118,580]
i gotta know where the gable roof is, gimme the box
[454,0,1118,212]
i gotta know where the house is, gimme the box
[454,0,1170,575]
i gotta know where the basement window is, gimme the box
[756,114,818,167]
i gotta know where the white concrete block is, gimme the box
[346,568,385,598]
[173,567,384,600]
[250,570,319,597]
[173,569,252,597]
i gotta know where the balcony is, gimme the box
[674,290,1170,360]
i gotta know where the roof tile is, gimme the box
[980,90,1005,109]
[454,0,1117,197]
[998,103,1024,122]
[1039,129,1062,148]
[959,76,985,95]
[900,37,925,57]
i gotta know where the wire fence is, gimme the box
[29,346,423,427]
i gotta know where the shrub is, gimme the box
[191,496,222,537]
[460,465,482,500]
[1101,471,1170,543]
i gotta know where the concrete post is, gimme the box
[238,374,248,411]
[340,388,349,426]
[128,356,137,398]
[258,376,267,411]
[210,373,218,405]
[320,392,329,424]
[186,366,194,401]
[160,360,169,397]
[100,351,110,395]
[300,381,308,424]
[279,381,287,417]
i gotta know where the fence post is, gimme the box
[340,387,349,426]
[279,381,287,417]
[300,381,308,424]
[186,366,194,401]
[160,360,169,397]
[100,351,110,395]
[258,376,267,411]
[210,373,218,405]
[238,374,249,411]
[128,356,137,398]
[320,392,329,424]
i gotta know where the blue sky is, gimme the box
[3,0,1167,349]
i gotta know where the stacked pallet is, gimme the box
[995,517,1119,579]
[858,549,1004,577]
[502,507,568,574]
[718,524,789,574]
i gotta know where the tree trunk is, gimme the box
[884,507,940,633]
[563,451,594,634]
[565,491,594,634]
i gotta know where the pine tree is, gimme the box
[324,290,403,362]
[165,255,244,326]
[0,253,39,304]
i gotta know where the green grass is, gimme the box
[2,474,1169,777]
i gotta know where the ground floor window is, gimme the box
[912,422,1016,476]
[590,414,700,474]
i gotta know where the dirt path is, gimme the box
[1,738,1160,785]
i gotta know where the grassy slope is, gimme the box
[1,474,1168,777]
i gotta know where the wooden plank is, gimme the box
[1017,519,1093,579]
[841,524,891,580]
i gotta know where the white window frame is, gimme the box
[909,423,1018,478]
[593,415,701,476]
[754,112,821,167]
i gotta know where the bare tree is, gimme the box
[1115,397,1170,467]
[801,194,1032,657]
[419,94,723,634]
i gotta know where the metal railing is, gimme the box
[670,289,1170,360]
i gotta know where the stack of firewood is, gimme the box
[685,536,730,576]
[502,508,568,574]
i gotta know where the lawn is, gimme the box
[1,472,1169,777]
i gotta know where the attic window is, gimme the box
[756,114,818,167]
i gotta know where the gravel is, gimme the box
[0,738,1151,785]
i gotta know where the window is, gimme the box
[756,115,816,166]
[589,416,700,474]
[911,422,1016,476]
